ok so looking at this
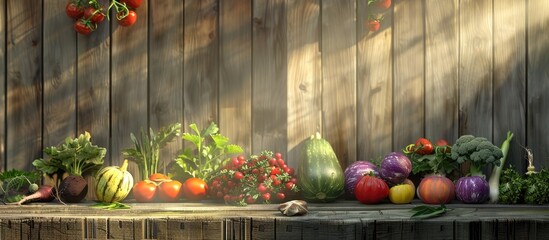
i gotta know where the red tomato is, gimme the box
[149,173,170,182]
[246,195,256,204]
[261,192,271,201]
[121,0,143,9]
[354,175,389,204]
[234,171,244,180]
[377,0,391,9]
[157,180,182,202]
[182,178,208,201]
[117,10,137,27]
[366,19,381,32]
[66,2,84,19]
[436,139,449,146]
[257,183,268,193]
[415,138,434,155]
[270,167,281,175]
[73,19,94,35]
[133,180,157,203]
[276,192,285,200]
[83,7,105,23]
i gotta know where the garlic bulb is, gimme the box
[278,200,308,216]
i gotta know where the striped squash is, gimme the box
[297,132,344,202]
[95,160,134,203]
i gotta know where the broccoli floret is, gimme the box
[451,135,503,176]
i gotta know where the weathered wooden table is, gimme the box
[0,200,548,240]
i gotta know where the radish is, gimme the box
[7,185,55,205]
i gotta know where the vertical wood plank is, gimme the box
[424,0,459,143]
[6,0,43,171]
[202,220,223,240]
[38,218,84,240]
[85,218,108,240]
[219,0,252,154]
[149,0,184,170]
[43,0,76,147]
[405,220,454,239]
[184,0,219,130]
[393,0,425,150]
[251,218,275,240]
[0,219,21,239]
[375,220,403,240]
[286,0,321,167]
[145,218,167,240]
[356,0,393,160]
[276,219,302,240]
[494,0,527,171]
[111,1,149,179]
[0,0,5,172]
[321,0,356,169]
[527,0,549,168]
[77,0,111,199]
[252,0,287,154]
[108,218,139,240]
[166,219,203,239]
[459,0,493,139]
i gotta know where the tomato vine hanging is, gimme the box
[65,0,142,35]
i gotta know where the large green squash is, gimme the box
[298,132,344,202]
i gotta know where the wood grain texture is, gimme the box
[77,0,111,199]
[286,0,321,168]
[494,0,526,171]
[0,219,21,239]
[184,0,219,130]
[77,0,111,158]
[393,0,424,150]
[459,0,493,139]
[166,219,203,239]
[252,0,287,154]
[356,0,393,160]
[0,0,5,172]
[108,218,141,239]
[43,0,76,147]
[149,0,184,170]
[6,0,42,170]
[111,2,148,179]
[321,0,356,169]
[145,218,168,240]
[424,0,458,143]
[85,217,108,240]
[219,0,252,154]
[527,0,549,168]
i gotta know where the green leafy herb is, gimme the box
[33,132,106,177]
[410,205,451,219]
[90,202,131,210]
[171,122,243,182]
[403,145,457,176]
[498,166,526,204]
[122,123,181,181]
[524,169,549,205]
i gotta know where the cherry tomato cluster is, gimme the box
[365,0,392,32]
[405,137,450,155]
[65,0,141,36]
[208,152,299,206]
[133,173,182,203]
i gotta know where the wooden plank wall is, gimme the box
[0,0,547,180]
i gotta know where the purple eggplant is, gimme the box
[344,161,379,196]
[455,176,490,203]
[379,152,412,186]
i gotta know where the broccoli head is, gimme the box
[451,135,503,176]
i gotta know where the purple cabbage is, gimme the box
[455,176,490,203]
[344,161,378,196]
[379,152,412,186]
